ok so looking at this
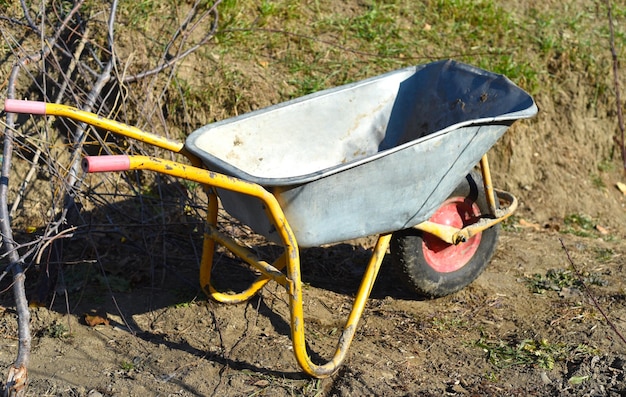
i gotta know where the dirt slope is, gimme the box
[1,0,626,396]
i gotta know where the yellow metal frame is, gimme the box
[414,155,518,245]
[112,155,391,378]
[34,103,515,378]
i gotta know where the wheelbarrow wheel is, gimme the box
[390,170,500,298]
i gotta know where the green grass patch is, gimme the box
[561,213,597,238]
[143,0,624,128]
[590,173,606,189]
[8,0,618,130]
[431,315,467,331]
[501,215,521,232]
[594,247,615,262]
[47,321,70,339]
[525,268,607,294]
[475,338,597,370]
[239,369,324,396]
[120,360,135,372]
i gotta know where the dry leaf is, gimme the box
[617,182,626,195]
[84,309,109,327]
[253,379,270,387]
[595,224,609,235]
[519,218,541,231]
[28,300,46,308]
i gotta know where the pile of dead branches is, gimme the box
[0,1,221,395]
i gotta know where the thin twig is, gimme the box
[10,25,91,218]
[2,51,38,397]
[2,1,222,394]
[34,227,76,265]
[122,0,221,83]
[559,238,626,346]
[1,2,104,394]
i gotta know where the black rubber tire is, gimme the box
[390,170,500,298]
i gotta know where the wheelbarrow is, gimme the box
[4,59,537,378]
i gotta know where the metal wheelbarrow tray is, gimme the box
[4,59,537,378]
[185,60,536,247]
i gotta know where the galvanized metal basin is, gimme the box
[186,60,537,247]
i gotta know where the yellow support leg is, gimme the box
[197,189,286,303]
[290,233,391,378]
[479,154,497,216]
[202,223,290,303]
[199,189,219,296]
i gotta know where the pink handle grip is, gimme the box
[4,99,47,115]
[82,155,130,173]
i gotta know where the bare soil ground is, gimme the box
[2,116,626,397]
[3,227,626,396]
[2,1,626,396]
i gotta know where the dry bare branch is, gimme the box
[1,1,222,394]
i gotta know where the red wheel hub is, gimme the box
[422,197,482,273]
